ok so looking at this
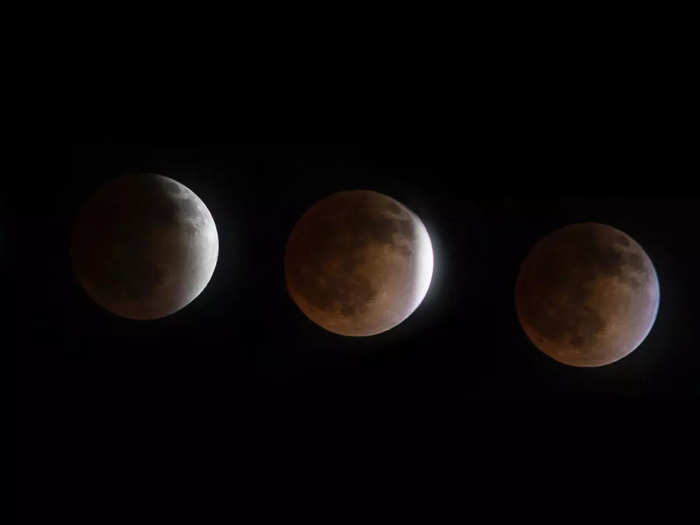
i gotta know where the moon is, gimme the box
[71,173,219,320]
[285,190,433,336]
[515,222,660,367]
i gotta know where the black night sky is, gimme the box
[16,140,698,519]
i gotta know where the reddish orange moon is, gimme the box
[285,190,433,336]
[515,223,660,367]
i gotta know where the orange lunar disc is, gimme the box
[285,190,433,336]
[515,222,660,367]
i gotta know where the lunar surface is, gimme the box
[71,173,219,320]
[285,190,433,336]
[515,222,660,367]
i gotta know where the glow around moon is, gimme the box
[285,190,433,336]
[71,173,219,320]
[515,222,660,367]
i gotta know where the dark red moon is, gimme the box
[71,173,219,320]
[515,222,660,367]
[285,190,433,336]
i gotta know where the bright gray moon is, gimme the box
[71,173,219,320]
[285,190,433,336]
[515,222,660,367]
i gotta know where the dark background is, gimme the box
[16,140,698,519]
